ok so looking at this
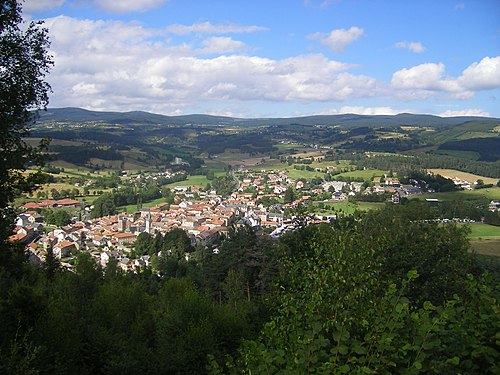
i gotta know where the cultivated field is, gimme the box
[428,169,498,185]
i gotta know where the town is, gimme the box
[12,165,499,274]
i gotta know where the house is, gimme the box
[113,232,136,244]
[53,240,76,259]
[119,257,131,271]
[16,212,43,227]
[196,229,220,247]
[489,200,500,212]
[54,199,81,208]
[392,193,400,204]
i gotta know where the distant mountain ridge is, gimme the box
[36,107,500,128]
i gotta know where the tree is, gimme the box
[0,0,53,249]
[224,208,498,374]
[283,187,296,203]
[43,208,71,227]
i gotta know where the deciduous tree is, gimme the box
[0,0,53,248]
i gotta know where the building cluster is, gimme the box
[12,169,431,272]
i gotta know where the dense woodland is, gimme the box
[1,204,499,374]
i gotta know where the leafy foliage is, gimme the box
[0,0,52,246]
[225,208,499,374]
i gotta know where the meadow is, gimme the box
[467,223,500,239]
[418,187,500,201]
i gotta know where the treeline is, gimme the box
[211,175,237,196]
[91,186,163,218]
[1,203,498,374]
[344,137,421,152]
[197,133,276,155]
[400,170,458,192]
[439,137,500,162]
[50,145,124,164]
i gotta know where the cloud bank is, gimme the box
[41,16,500,116]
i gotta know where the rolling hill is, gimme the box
[36,107,500,128]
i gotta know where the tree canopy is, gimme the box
[0,0,52,247]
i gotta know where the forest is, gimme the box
[1,203,499,374]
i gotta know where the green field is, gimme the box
[466,224,500,258]
[117,197,167,214]
[286,168,325,180]
[418,187,500,201]
[311,201,385,215]
[164,174,212,189]
[274,142,308,152]
[333,169,386,181]
[467,223,500,239]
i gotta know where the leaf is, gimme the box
[446,356,460,365]
[423,301,436,311]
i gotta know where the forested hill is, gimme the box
[37,107,500,128]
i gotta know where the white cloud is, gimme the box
[339,106,401,115]
[95,0,167,13]
[166,21,267,35]
[40,16,499,116]
[439,109,490,117]
[395,41,425,53]
[308,27,364,53]
[391,57,500,100]
[318,106,402,115]
[43,16,379,114]
[458,56,500,90]
[454,3,465,10]
[23,0,65,12]
[391,63,448,90]
[197,37,248,55]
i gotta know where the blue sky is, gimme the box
[24,0,500,118]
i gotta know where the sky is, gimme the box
[22,0,500,118]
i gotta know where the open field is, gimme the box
[118,197,167,214]
[164,174,211,189]
[418,187,500,201]
[24,138,84,147]
[467,223,500,239]
[213,150,270,167]
[311,201,385,215]
[357,202,386,210]
[428,169,498,185]
[274,142,308,152]
[333,169,386,181]
[470,239,500,257]
[287,168,325,180]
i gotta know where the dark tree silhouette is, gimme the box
[0,0,53,248]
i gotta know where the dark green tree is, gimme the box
[0,0,52,255]
[134,232,153,256]
[224,208,499,374]
[283,187,296,203]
